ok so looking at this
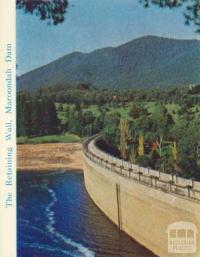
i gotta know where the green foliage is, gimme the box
[151,104,174,139]
[119,118,131,159]
[102,111,121,146]
[176,117,200,179]
[136,155,151,167]
[17,0,68,25]
[129,103,149,119]
[138,134,144,157]
[17,84,200,180]
[129,146,136,163]
[17,133,80,144]
[17,93,60,137]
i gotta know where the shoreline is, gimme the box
[17,143,83,172]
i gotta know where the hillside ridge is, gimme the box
[18,35,200,90]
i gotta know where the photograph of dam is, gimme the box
[17,0,200,256]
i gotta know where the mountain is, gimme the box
[18,36,200,91]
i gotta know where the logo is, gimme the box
[166,222,198,254]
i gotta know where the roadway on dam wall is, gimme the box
[82,135,200,257]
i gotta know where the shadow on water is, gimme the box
[18,171,157,257]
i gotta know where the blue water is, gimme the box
[18,171,156,257]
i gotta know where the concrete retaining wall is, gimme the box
[83,136,200,257]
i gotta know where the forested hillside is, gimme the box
[18,36,200,91]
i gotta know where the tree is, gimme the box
[137,155,151,167]
[132,115,153,139]
[57,103,63,112]
[16,0,68,25]
[17,91,32,136]
[177,117,200,179]
[67,108,84,136]
[82,110,96,136]
[151,104,174,157]
[18,95,60,137]
[83,110,95,125]
[171,141,177,162]
[44,99,60,134]
[93,116,104,134]
[31,98,46,135]
[129,102,149,119]
[102,111,121,146]
[138,134,144,157]
[119,118,131,160]
[129,146,136,163]
[21,100,33,136]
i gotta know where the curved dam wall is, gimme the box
[83,136,200,257]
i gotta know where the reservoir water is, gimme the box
[18,171,156,257]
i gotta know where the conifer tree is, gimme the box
[44,99,60,134]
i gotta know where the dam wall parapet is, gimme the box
[83,135,200,257]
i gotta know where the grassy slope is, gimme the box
[17,133,80,144]
[56,102,182,123]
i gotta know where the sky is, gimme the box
[17,0,199,75]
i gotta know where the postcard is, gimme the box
[1,1,200,256]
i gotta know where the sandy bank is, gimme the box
[17,143,83,172]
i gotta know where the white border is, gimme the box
[0,1,16,257]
